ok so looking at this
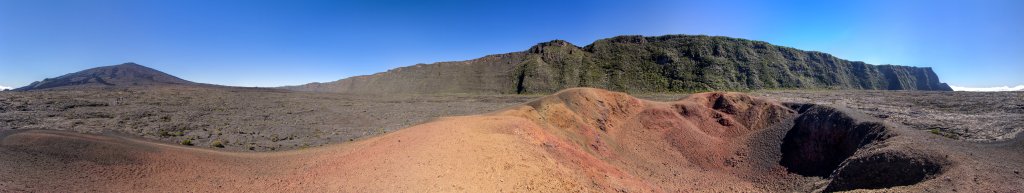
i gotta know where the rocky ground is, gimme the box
[0,86,536,151]
[753,90,1024,142]
[1,88,1020,192]
[1,87,1020,152]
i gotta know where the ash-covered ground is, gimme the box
[1,86,1020,151]
[0,86,535,151]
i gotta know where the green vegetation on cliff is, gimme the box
[284,35,952,94]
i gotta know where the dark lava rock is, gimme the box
[780,105,894,177]
[824,150,948,192]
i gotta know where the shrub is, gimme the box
[180,139,193,146]
[210,140,225,148]
[160,130,185,137]
[928,128,959,139]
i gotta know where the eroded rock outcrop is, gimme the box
[779,104,953,192]
[780,105,894,177]
[825,150,949,192]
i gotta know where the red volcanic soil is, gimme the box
[1,88,1021,192]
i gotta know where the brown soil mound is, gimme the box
[491,88,802,191]
[1,88,1020,192]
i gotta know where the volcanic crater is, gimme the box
[0,88,1020,192]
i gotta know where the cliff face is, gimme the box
[283,35,952,93]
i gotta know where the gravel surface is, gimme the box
[2,88,1020,192]
[753,90,1024,142]
[0,86,535,151]
[1,87,1020,152]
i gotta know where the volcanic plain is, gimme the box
[1,86,1022,192]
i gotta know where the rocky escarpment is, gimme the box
[14,63,194,91]
[283,35,953,94]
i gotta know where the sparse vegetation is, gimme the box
[210,140,225,148]
[4,83,1020,153]
[929,128,960,139]
[286,35,952,94]
[180,139,193,146]
[159,130,185,137]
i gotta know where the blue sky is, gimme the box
[1,0,1021,88]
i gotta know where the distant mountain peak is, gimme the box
[528,40,579,54]
[14,63,193,91]
[118,62,143,66]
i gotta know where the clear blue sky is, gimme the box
[1,0,1021,88]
